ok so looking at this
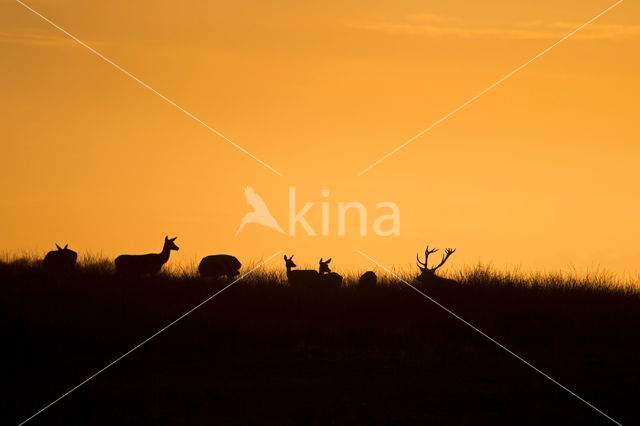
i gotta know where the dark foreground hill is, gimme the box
[2,259,639,425]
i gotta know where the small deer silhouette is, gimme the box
[43,243,77,274]
[358,270,377,287]
[115,236,179,276]
[198,255,241,281]
[318,258,342,287]
[284,255,319,287]
[416,246,456,284]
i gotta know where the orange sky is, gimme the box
[1,0,639,278]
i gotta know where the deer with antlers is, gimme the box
[416,245,457,284]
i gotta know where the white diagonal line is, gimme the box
[18,250,283,426]
[355,249,623,426]
[356,0,624,176]
[15,0,284,177]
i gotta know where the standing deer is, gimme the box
[43,244,77,274]
[416,246,456,284]
[115,236,179,276]
[284,255,319,287]
[318,258,342,287]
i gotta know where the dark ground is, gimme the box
[2,261,638,425]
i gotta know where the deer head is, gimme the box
[319,258,332,275]
[55,244,68,251]
[417,246,456,283]
[284,254,297,270]
[164,236,180,251]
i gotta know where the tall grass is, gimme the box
[4,252,640,425]
[1,252,637,295]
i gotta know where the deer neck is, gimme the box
[159,244,171,262]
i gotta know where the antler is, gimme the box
[430,248,456,271]
[417,246,439,268]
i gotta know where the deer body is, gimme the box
[115,236,179,276]
[318,258,342,288]
[358,271,377,287]
[199,255,241,281]
[43,244,77,274]
[284,255,319,287]
[416,246,456,284]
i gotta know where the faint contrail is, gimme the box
[356,0,624,176]
[15,0,284,177]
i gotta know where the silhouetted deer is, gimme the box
[199,255,241,281]
[284,255,319,287]
[416,246,456,284]
[318,258,342,287]
[43,244,77,274]
[358,270,377,287]
[115,236,179,276]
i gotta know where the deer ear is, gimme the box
[319,258,323,263]
[283,255,287,260]
[56,244,62,250]
[170,237,177,242]
[64,244,68,249]
[326,258,331,264]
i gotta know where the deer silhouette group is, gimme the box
[284,255,344,288]
[42,237,457,285]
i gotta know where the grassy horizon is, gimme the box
[2,251,638,294]
[4,249,640,424]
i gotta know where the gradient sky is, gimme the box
[1,0,639,277]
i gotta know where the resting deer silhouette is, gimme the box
[43,243,77,274]
[284,255,319,287]
[318,258,342,287]
[115,236,179,276]
[416,246,456,284]
[198,254,241,281]
[358,271,377,287]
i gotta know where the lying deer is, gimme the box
[198,254,241,281]
[284,254,319,287]
[318,258,342,288]
[358,271,377,287]
[43,244,77,274]
[416,246,456,284]
[115,236,179,276]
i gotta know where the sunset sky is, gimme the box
[1,0,639,277]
